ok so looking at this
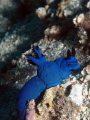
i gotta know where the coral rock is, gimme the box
[37,87,57,115]
[73,14,85,26]
[82,85,88,96]
[44,25,62,40]
[87,1,90,9]
[86,65,90,74]
[25,99,36,120]
[69,84,83,106]
[46,0,55,4]
[36,7,47,19]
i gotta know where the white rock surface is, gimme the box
[46,0,55,4]
[69,84,83,106]
[87,1,90,9]
[73,14,85,25]
[36,7,47,19]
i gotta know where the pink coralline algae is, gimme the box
[25,99,36,120]
[59,99,66,104]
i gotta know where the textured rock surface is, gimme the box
[36,7,47,19]
[25,99,36,120]
[56,0,86,17]
[37,87,56,115]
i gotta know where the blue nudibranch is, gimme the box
[16,46,80,120]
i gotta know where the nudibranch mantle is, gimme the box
[17,46,80,120]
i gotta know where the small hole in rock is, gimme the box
[65,85,72,97]
[45,103,49,108]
